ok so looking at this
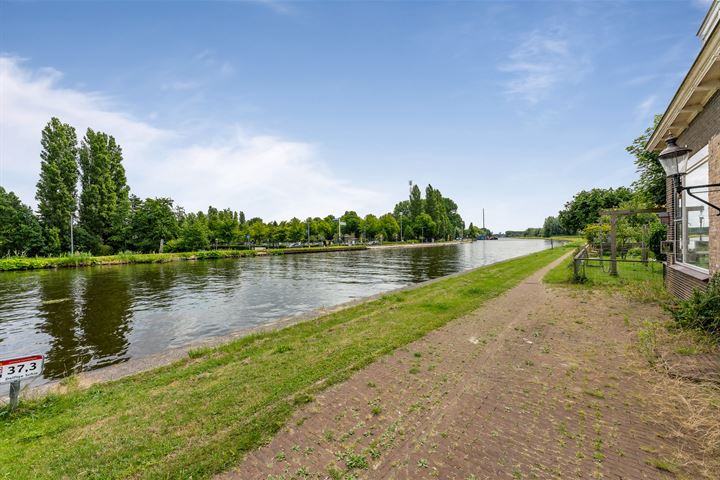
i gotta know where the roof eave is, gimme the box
[647,21,720,152]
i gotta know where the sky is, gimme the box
[0,0,714,232]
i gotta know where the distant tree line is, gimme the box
[1,117,477,257]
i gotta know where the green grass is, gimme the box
[543,250,663,291]
[0,246,367,272]
[510,235,584,245]
[0,246,570,479]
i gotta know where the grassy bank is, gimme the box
[0,245,571,479]
[0,245,367,272]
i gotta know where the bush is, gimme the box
[163,239,182,253]
[672,273,720,337]
[648,222,666,261]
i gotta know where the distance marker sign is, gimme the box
[0,355,44,383]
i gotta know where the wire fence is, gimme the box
[573,244,663,283]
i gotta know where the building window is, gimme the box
[677,145,710,271]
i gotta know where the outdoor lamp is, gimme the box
[659,136,720,215]
[658,137,691,177]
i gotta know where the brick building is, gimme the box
[647,0,720,298]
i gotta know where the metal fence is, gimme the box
[573,244,663,282]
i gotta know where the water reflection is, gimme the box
[0,239,554,384]
[36,269,133,377]
[37,274,83,378]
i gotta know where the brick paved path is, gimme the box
[218,255,692,479]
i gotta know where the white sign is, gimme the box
[0,355,44,383]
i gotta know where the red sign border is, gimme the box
[0,355,44,367]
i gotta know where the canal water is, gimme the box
[0,239,555,384]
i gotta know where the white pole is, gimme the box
[70,214,74,255]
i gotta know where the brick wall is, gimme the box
[678,91,720,152]
[667,265,710,299]
[665,91,720,297]
[710,134,719,275]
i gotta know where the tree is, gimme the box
[409,184,424,220]
[363,214,382,240]
[415,213,436,241]
[628,115,665,206]
[443,197,463,238]
[78,129,131,253]
[178,213,210,251]
[246,217,268,243]
[340,211,363,238]
[286,217,305,242]
[425,185,451,240]
[129,198,180,252]
[0,187,45,256]
[558,187,633,234]
[379,213,400,241]
[542,216,563,237]
[465,222,482,239]
[393,201,411,220]
[207,207,240,245]
[35,117,79,254]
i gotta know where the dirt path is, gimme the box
[218,255,695,479]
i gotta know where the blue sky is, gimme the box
[0,0,713,231]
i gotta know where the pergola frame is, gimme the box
[598,208,666,276]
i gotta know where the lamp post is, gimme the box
[658,137,692,260]
[399,212,403,242]
[658,137,720,214]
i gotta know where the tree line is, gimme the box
[1,117,476,257]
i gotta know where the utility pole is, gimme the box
[400,212,403,242]
[70,214,74,255]
[307,219,310,244]
[482,208,485,230]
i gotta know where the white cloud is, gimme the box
[0,56,386,219]
[499,30,591,104]
[634,95,657,126]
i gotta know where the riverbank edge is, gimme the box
[12,244,572,402]
[0,245,368,272]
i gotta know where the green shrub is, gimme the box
[672,273,720,337]
[163,239,182,253]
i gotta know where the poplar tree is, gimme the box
[78,129,131,253]
[409,184,423,220]
[35,117,79,254]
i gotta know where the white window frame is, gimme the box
[677,144,710,274]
